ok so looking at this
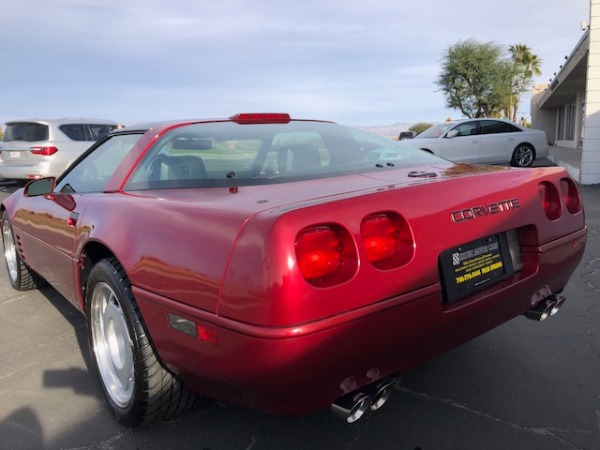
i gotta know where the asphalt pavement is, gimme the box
[0,168,599,450]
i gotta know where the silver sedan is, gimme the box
[402,118,549,167]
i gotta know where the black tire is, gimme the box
[86,257,198,427]
[1,211,47,290]
[510,144,535,167]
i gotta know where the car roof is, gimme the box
[4,118,120,126]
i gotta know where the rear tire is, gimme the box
[510,144,535,167]
[86,257,198,427]
[2,211,47,290]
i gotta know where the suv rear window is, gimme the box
[2,123,49,142]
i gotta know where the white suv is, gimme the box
[0,118,120,180]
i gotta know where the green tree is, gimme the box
[508,43,542,122]
[409,122,433,134]
[437,39,513,118]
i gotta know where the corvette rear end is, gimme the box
[130,164,586,423]
[1,113,587,426]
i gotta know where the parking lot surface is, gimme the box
[0,175,599,450]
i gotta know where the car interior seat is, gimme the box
[277,144,321,172]
[167,155,207,180]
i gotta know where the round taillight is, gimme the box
[295,225,357,287]
[560,178,582,214]
[296,226,342,281]
[360,212,413,270]
[538,181,562,221]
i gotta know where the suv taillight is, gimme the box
[30,146,58,156]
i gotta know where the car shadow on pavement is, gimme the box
[36,285,101,398]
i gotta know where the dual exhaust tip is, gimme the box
[332,289,566,423]
[331,378,398,423]
[524,293,566,321]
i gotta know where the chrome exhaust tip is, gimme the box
[524,294,566,321]
[330,392,372,423]
[368,378,398,411]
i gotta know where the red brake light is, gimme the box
[230,113,291,124]
[538,181,562,220]
[360,212,413,269]
[30,146,58,156]
[295,225,357,286]
[559,178,582,214]
[296,227,342,281]
[361,214,398,262]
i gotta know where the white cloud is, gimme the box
[0,0,591,126]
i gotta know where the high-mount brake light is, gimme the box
[30,146,58,156]
[295,225,358,286]
[230,113,291,124]
[538,181,562,220]
[360,212,414,270]
[559,178,582,214]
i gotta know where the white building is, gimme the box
[531,0,600,184]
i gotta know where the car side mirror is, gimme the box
[446,129,459,139]
[24,177,56,197]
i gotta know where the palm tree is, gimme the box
[508,44,542,122]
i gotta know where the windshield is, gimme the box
[124,121,444,190]
[414,123,454,139]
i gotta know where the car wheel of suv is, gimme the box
[86,257,198,427]
[510,144,535,167]
[2,211,47,290]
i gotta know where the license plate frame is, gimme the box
[439,233,515,304]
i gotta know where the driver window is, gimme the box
[454,123,478,137]
[56,133,142,193]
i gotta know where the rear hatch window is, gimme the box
[3,122,49,142]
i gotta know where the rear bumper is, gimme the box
[133,227,586,415]
[0,160,60,179]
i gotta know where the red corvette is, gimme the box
[1,113,587,427]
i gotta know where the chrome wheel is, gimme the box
[2,219,18,283]
[90,281,134,408]
[512,145,534,167]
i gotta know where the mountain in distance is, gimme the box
[355,122,417,139]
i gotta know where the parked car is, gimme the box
[0,118,120,180]
[402,118,549,167]
[1,113,586,427]
[398,131,416,140]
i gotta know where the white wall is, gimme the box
[581,0,600,184]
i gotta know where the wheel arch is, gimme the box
[79,241,122,312]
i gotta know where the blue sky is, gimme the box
[0,0,591,127]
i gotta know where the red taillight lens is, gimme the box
[295,226,342,281]
[538,181,562,220]
[30,146,58,156]
[361,214,398,263]
[295,225,358,286]
[360,212,413,269]
[560,178,582,214]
